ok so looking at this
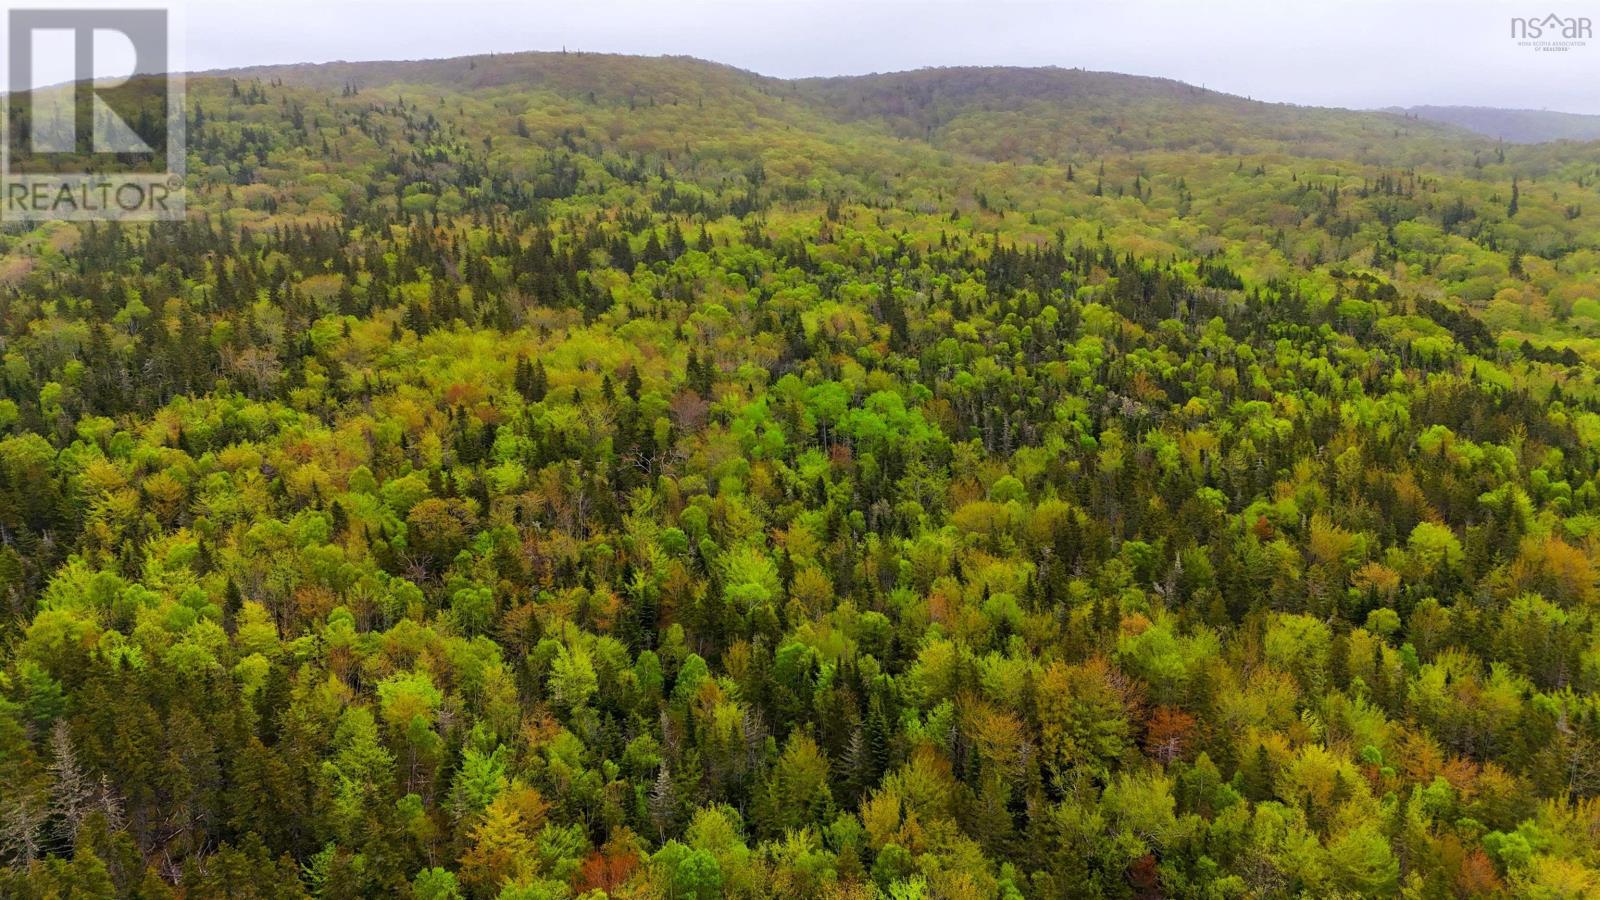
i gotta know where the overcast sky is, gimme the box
[14,0,1600,113]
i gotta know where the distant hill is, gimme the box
[1391,105,1600,143]
[213,52,779,106]
[208,52,1483,167]
[795,65,1473,164]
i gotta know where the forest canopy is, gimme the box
[1,51,1600,899]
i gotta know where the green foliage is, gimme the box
[4,49,1600,898]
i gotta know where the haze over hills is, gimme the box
[1392,104,1600,145]
[6,48,1600,900]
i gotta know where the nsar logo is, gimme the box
[1510,13,1592,52]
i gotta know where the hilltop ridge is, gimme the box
[1393,104,1600,144]
[204,50,1482,163]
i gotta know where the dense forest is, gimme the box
[3,52,1600,898]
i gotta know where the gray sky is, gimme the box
[17,0,1600,113]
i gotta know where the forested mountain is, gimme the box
[1395,105,1600,145]
[2,51,1600,898]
